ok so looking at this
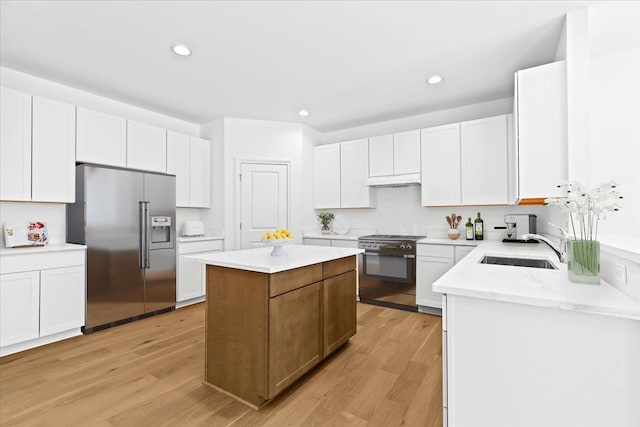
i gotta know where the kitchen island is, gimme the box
[435,241,640,427]
[190,244,363,409]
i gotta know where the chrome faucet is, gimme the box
[522,224,569,263]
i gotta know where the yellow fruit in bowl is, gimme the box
[262,228,293,240]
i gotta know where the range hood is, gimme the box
[364,173,421,187]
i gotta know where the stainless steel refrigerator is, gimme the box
[67,164,176,333]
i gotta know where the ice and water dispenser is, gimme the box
[150,216,174,249]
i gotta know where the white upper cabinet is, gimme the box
[126,121,167,173]
[515,61,567,201]
[369,134,394,177]
[393,130,421,175]
[0,87,31,201]
[421,115,511,207]
[76,107,127,167]
[421,123,461,206]
[167,131,190,207]
[1,89,76,203]
[340,138,373,208]
[189,136,211,208]
[460,115,509,205]
[369,131,421,178]
[31,96,76,203]
[313,144,341,209]
[167,132,211,208]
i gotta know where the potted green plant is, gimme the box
[317,212,335,235]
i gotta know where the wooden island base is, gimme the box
[205,255,357,409]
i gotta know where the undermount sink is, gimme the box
[479,255,557,270]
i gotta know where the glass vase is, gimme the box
[568,240,600,284]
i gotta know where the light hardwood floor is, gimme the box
[0,303,443,426]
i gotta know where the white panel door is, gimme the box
[368,134,394,177]
[313,144,341,209]
[76,107,127,167]
[340,138,372,208]
[240,162,289,249]
[0,87,31,201]
[460,115,509,205]
[31,96,76,203]
[166,131,190,207]
[0,271,40,347]
[516,61,567,199]
[393,130,421,175]
[189,137,211,208]
[39,266,84,336]
[127,121,167,173]
[421,124,461,206]
[416,256,453,308]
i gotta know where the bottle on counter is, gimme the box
[474,212,484,240]
[465,217,474,240]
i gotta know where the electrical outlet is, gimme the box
[612,262,628,286]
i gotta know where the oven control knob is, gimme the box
[400,244,406,249]
[406,244,412,250]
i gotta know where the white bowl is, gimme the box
[262,238,293,256]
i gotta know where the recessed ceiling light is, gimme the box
[298,110,309,117]
[427,75,443,85]
[171,44,191,56]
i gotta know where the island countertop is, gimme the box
[189,244,363,274]
[434,241,640,320]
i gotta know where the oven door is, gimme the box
[361,251,415,284]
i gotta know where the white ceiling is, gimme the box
[0,1,592,132]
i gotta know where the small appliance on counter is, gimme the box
[501,214,538,243]
[182,221,205,237]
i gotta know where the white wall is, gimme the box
[200,118,317,250]
[0,67,204,243]
[563,4,640,299]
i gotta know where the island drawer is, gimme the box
[270,264,322,297]
[323,255,356,279]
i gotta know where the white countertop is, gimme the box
[418,237,478,246]
[434,241,640,321]
[0,243,87,256]
[189,244,364,273]
[177,235,224,243]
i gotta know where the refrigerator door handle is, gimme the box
[138,201,145,269]
[144,201,151,269]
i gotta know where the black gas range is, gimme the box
[357,234,425,311]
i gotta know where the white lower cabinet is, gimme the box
[177,239,223,306]
[0,271,40,347]
[416,243,476,309]
[302,238,357,249]
[0,247,86,356]
[416,253,453,308]
[39,266,85,336]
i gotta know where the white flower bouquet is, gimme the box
[545,181,623,283]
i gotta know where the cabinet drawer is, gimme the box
[330,239,358,248]
[178,239,223,255]
[1,250,85,274]
[323,256,356,279]
[270,264,322,298]
[303,238,331,247]
[417,244,454,258]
